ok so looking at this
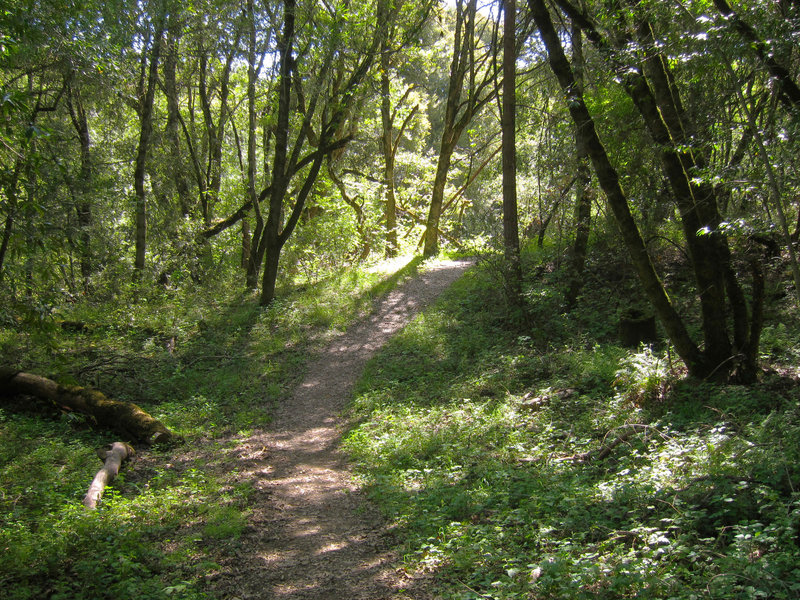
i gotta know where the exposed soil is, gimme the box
[211,258,474,599]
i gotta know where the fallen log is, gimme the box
[83,442,135,509]
[0,368,178,445]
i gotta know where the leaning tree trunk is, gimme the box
[0,368,177,444]
[529,0,708,377]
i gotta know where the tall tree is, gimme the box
[502,0,522,302]
[133,2,166,273]
[564,23,591,309]
[66,78,94,291]
[196,24,240,227]
[378,1,435,257]
[247,0,389,305]
[162,10,192,219]
[533,0,764,381]
[529,0,705,377]
[423,0,499,257]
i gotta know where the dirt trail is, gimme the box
[213,258,473,600]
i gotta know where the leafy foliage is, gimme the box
[0,256,423,599]
[344,252,800,599]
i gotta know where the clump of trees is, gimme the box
[2,0,799,383]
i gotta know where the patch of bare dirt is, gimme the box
[211,258,473,599]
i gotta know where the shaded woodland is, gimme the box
[2,0,800,598]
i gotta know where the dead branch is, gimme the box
[83,442,135,509]
[557,424,666,463]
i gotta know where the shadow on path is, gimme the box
[212,258,473,600]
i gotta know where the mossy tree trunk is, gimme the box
[565,24,592,309]
[0,368,177,444]
[529,0,707,377]
[539,0,765,381]
[423,0,498,257]
[133,11,165,273]
[502,0,523,306]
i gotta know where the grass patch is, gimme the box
[344,250,800,599]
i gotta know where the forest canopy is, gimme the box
[1,0,798,377]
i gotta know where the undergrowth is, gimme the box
[344,248,800,599]
[0,255,423,600]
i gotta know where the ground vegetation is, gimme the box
[1,0,800,597]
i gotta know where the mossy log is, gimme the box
[83,442,135,509]
[0,368,177,445]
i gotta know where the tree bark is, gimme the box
[164,17,192,218]
[529,0,707,376]
[565,25,592,309]
[553,0,761,379]
[257,0,386,305]
[381,49,399,258]
[67,81,94,291]
[0,368,178,444]
[423,0,498,256]
[258,0,297,305]
[0,160,22,283]
[245,0,260,271]
[134,15,165,273]
[197,38,238,227]
[83,442,135,509]
[502,0,523,304]
[631,19,736,369]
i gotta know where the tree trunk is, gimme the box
[423,0,497,256]
[245,0,259,272]
[258,0,296,306]
[241,218,252,269]
[134,17,165,273]
[381,50,399,258]
[424,143,456,257]
[257,0,385,304]
[164,18,192,218]
[83,442,135,509]
[0,368,178,444]
[631,20,736,369]
[529,0,707,377]
[0,162,21,283]
[552,0,761,380]
[565,25,592,309]
[67,82,94,291]
[502,0,523,304]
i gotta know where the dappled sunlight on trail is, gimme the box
[210,258,473,599]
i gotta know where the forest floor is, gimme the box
[6,247,798,600]
[204,258,474,599]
